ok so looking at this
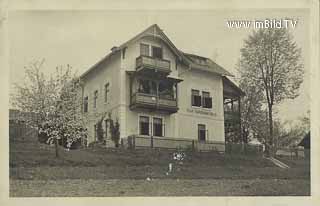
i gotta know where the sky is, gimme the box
[8,9,310,123]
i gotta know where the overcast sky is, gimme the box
[8,9,310,123]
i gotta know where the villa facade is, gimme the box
[79,24,244,151]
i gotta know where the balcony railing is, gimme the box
[136,55,171,74]
[131,92,178,113]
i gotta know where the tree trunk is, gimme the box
[55,138,59,158]
[268,104,274,156]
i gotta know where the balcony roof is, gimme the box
[126,71,183,83]
[223,76,245,98]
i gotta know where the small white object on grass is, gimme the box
[146,177,151,181]
[169,163,173,172]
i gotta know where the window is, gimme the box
[152,46,163,59]
[94,90,98,108]
[198,124,206,142]
[104,83,109,103]
[202,91,212,108]
[153,117,163,137]
[139,116,150,135]
[138,79,157,95]
[83,96,88,113]
[191,89,202,107]
[159,81,174,100]
[140,44,149,56]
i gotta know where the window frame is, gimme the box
[202,91,212,109]
[198,124,207,142]
[94,90,98,108]
[104,83,110,103]
[153,117,164,137]
[151,46,163,59]
[139,115,150,136]
[191,89,202,107]
[83,96,88,113]
[140,43,150,56]
[138,114,165,137]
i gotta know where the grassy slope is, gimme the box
[9,140,311,196]
[10,140,275,168]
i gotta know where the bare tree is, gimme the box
[238,28,304,155]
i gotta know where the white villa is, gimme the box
[79,24,244,151]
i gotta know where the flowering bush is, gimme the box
[173,152,186,161]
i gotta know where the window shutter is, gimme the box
[203,97,212,108]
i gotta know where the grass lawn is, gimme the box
[9,139,310,196]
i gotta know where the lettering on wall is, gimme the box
[186,108,216,116]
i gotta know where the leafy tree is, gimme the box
[238,28,304,155]
[11,59,87,157]
[276,112,310,149]
[238,71,266,143]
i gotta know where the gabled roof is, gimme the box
[80,24,234,79]
[183,52,233,76]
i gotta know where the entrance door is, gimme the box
[198,124,206,142]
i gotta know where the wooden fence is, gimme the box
[126,136,225,152]
[125,136,266,155]
[276,147,309,159]
[9,122,38,141]
[225,143,264,155]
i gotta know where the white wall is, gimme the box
[176,65,225,142]
[81,52,121,143]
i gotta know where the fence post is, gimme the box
[133,136,136,149]
[192,140,195,152]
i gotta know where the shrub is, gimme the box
[107,113,120,147]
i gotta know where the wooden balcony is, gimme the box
[136,55,171,75]
[130,92,178,113]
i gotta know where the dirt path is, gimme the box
[10,178,310,197]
